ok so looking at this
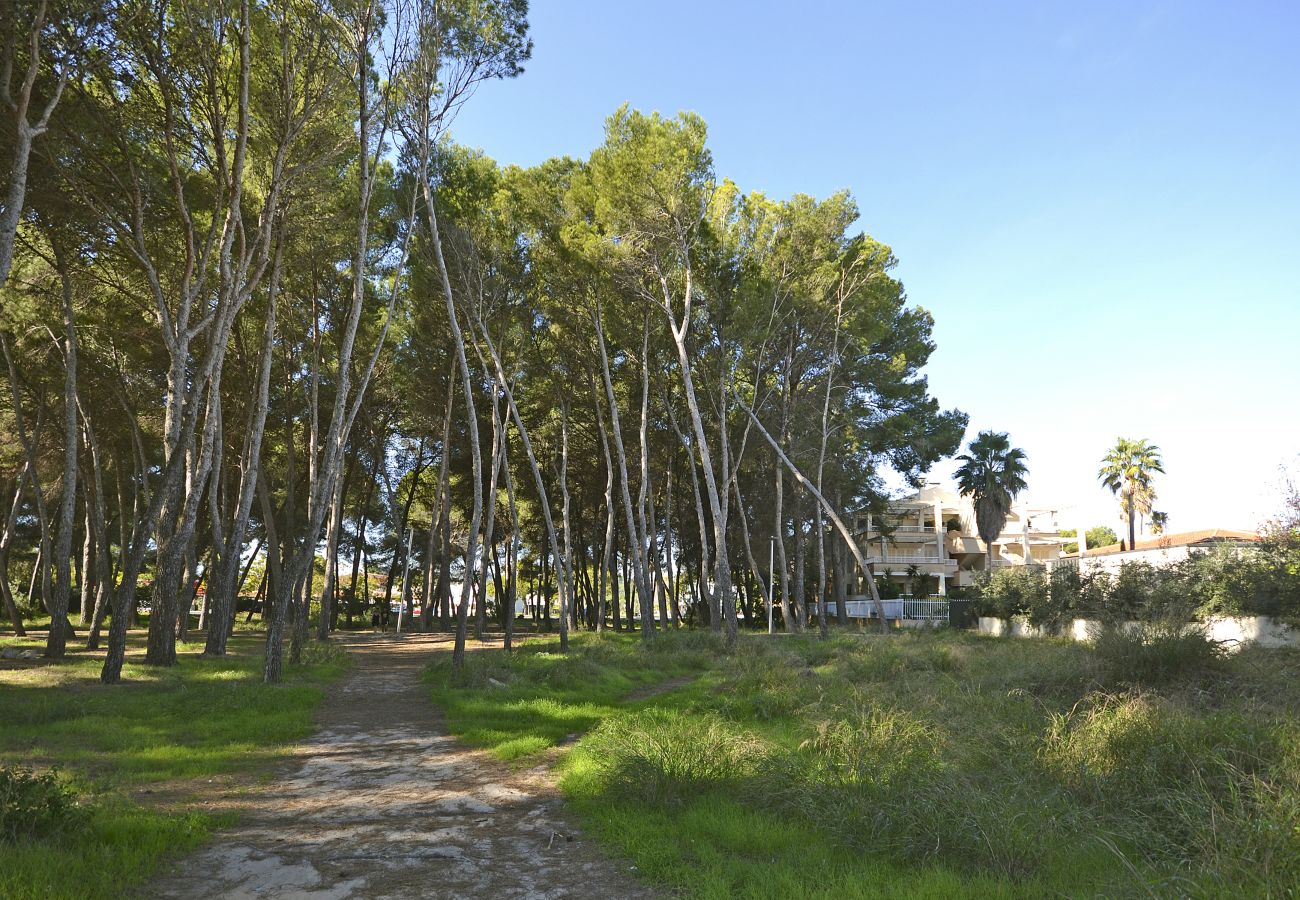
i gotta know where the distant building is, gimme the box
[851,482,1069,596]
[1062,529,1260,575]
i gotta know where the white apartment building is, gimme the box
[851,482,1068,596]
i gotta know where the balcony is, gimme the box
[863,523,934,534]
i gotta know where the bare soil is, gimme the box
[148,632,660,899]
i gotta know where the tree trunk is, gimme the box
[592,309,653,637]
[424,357,455,633]
[0,467,29,635]
[736,393,889,631]
[475,391,505,642]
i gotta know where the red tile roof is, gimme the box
[1080,529,1259,558]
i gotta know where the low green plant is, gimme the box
[0,767,88,843]
[583,709,769,805]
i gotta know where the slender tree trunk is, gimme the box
[657,267,735,646]
[793,491,808,632]
[205,268,278,655]
[424,358,455,633]
[470,319,572,653]
[2,333,61,643]
[0,467,29,635]
[475,391,505,642]
[592,309,653,637]
[0,0,69,287]
[593,396,615,634]
[556,399,573,652]
[736,394,888,631]
[78,502,93,625]
[316,458,351,640]
[773,458,794,632]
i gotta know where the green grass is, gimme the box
[426,628,1300,898]
[0,629,348,899]
[425,630,718,759]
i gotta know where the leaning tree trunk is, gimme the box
[469,314,572,654]
[737,394,888,632]
[657,265,736,646]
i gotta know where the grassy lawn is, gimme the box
[0,627,348,899]
[426,628,1300,898]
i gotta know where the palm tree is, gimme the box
[1150,510,1168,535]
[1098,438,1164,549]
[954,431,1030,571]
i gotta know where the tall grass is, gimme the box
[432,628,1300,896]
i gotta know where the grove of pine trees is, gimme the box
[0,0,967,683]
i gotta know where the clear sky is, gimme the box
[446,0,1300,536]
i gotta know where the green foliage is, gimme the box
[1040,690,1300,891]
[1061,525,1119,554]
[1092,620,1225,686]
[0,767,87,844]
[954,431,1029,548]
[973,547,1300,624]
[1087,525,1119,548]
[583,709,769,805]
[1099,438,1165,545]
[424,632,710,760]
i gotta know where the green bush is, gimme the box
[969,546,1299,627]
[977,566,1046,622]
[0,767,88,843]
[1092,620,1224,686]
[797,706,942,788]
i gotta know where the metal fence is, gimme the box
[816,596,950,623]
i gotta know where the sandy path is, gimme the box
[149,633,658,899]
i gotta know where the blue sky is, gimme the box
[447,0,1300,534]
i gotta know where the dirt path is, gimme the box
[150,633,659,899]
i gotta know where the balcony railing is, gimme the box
[863,524,934,533]
[866,555,946,565]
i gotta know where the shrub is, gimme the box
[979,566,1046,622]
[1186,544,1300,619]
[1092,619,1224,686]
[0,767,88,843]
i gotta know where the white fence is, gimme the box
[817,596,950,623]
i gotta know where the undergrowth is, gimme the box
[429,629,1300,897]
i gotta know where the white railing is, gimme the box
[819,596,950,622]
[865,524,933,534]
[866,555,946,565]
